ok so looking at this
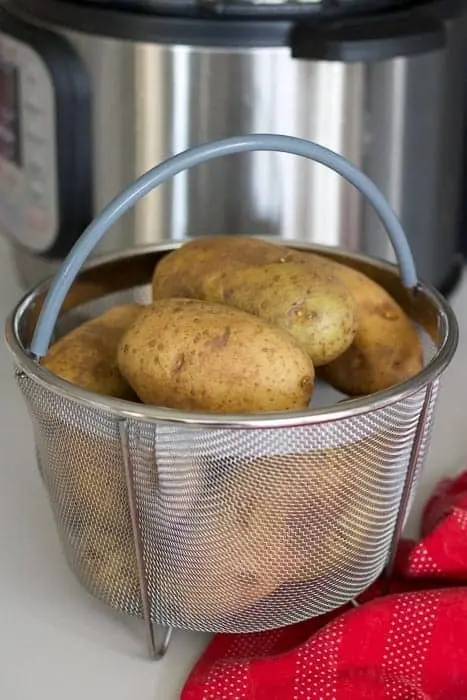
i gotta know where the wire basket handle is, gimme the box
[30,134,418,359]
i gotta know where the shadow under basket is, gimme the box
[5,239,457,659]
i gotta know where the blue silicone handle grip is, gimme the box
[30,134,418,358]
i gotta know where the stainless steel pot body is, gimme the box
[10,6,467,288]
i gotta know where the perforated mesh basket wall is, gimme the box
[17,366,439,632]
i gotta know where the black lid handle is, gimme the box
[290,11,446,62]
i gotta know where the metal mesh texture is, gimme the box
[405,379,439,520]
[16,366,438,634]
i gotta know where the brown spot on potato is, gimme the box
[300,375,314,392]
[361,299,397,320]
[172,353,185,374]
[350,355,364,370]
[205,326,231,350]
[286,300,305,320]
[223,289,235,303]
[373,302,399,321]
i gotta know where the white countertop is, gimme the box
[1,235,466,700]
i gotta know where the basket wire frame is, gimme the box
[119,419,174,658]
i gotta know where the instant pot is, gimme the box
[1,0,467,291]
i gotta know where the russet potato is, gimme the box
[152,236,358,367]
[287,250,424,395]
[79,459,288,620]
[39,419,134,549]
[79,530,140,604]
[158,483,287,620]
[203,260,357,366]
[218,441,381,585]
[42,303,144,399]
[117,298,315,413]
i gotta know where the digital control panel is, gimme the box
[0,32,58,252]
[0,8,92,258]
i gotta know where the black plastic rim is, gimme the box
[6,0,292,45]
[77,0,413,19]
[4,0,466,45]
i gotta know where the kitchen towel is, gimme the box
[181,471,467,699]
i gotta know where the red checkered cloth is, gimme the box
[182,471,467,699]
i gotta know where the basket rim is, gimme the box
[4,239,459,429]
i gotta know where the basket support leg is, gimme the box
[119,420,173,660]
[384,382,434,582]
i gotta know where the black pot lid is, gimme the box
[4,0,465,48]
[53,0,418,19]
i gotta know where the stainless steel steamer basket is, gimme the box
[4,135,458,659]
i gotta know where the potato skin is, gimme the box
[117,298,314,413]
[153,236,422,394]
[42,303,143,399]
[153,236,357,367]
[288,251,424,395]
[153,235,296,299]
[203,261,357,367]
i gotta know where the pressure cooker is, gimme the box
[1,0,467,292]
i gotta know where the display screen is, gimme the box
[0,59,21,167]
